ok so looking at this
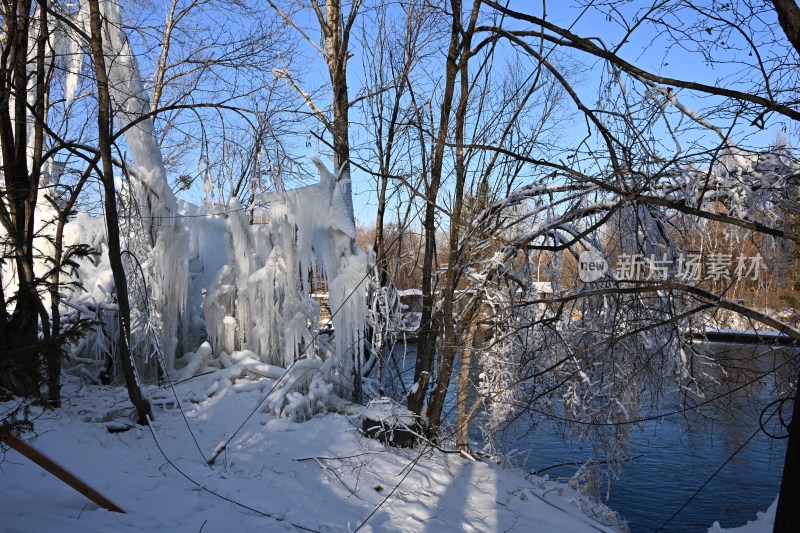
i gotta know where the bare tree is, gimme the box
[87,0,150,423]
[461,0,800,525]
[357,0,426,289]
[0,1,59,400]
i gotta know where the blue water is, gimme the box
[387,342,790,532]
[522,410,785,531]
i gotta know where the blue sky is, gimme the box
[135,1,792,225]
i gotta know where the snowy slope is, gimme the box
[1,380,620,532]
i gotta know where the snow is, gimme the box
[174,342,213,382]
[700,328,788,337]
[708,498,776,532]
[396,289,422,297]
[363,398,416,427]
[2,381,622,533]
[531,282,554,294]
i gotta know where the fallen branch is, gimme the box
[0,430,125,513]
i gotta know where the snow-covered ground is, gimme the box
[708,501,776,533]
[2,378,622,532]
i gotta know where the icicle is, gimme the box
[195,157,367,400]
[64,3,88,104]
[78,0,192,370]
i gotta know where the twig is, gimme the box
[313,457,364,502]
[529,454,643,476]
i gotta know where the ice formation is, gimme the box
[2,2,368,410]
[201,159,368,402]
[38,0,193,373]
[170,158,368,414]
[0,1,194,377]
[60,158,367,406]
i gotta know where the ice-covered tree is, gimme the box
[460,0,800,522]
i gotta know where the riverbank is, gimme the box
[1,379,622,532]
[384,341,786,532]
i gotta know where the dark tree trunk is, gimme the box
[322,0,362,401]
[406,1,464,420]
[32,2,63,408]
[774,374,800,532]
[424,0,482,436]
[406,1,485,440]
[0,0,47,399]
[87,0,150,425]
[771,3,800,529]
[771,0,800,57]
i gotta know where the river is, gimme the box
[386,340,793,532]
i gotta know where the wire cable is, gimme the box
[122,249,210,467]
[760,391,796,440]
[145,415,319,532]
[653,400,781,532]
[352,440,432,532]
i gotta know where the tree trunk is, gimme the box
[455,320,478,449]
[770,12,800,527]
[322,0,362,401]
[771,0,800,57]
[409,1,483,440]
[324,0,351,178]
[406,0,464,420]
[774,373,800,531]
[0,0,46,399]
[32,2,63,408]
[87,0,150,425]
[425,0,478,436]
